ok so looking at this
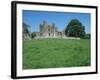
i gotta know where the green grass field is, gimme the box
[23,39,90,69]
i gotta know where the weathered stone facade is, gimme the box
[34,21,66,38]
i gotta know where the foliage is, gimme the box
[31,32,36,38]
[65,19,85,38]
[23,39,90,69]
[23,22,31,39]
[23,22,30,34]
[83,34,91,39]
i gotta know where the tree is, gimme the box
[31,32,36,38]
[65,19,85,38]
[84,33,91,39]
[23,22,30,34]
[23,22,31,39]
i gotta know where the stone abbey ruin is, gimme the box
[23,20,80,39]
[33,21,66,39]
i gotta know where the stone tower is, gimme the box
[40,21,57,38]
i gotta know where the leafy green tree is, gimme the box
[84,34,91,39]
[65,19,85,38]
[23,22,30,34]
[31,32,36,38]
[23,22,31,39]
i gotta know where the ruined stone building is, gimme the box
[34,21,66,38]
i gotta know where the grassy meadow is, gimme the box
[23,39,91,69]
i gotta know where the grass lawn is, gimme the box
[23,38,91,69]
